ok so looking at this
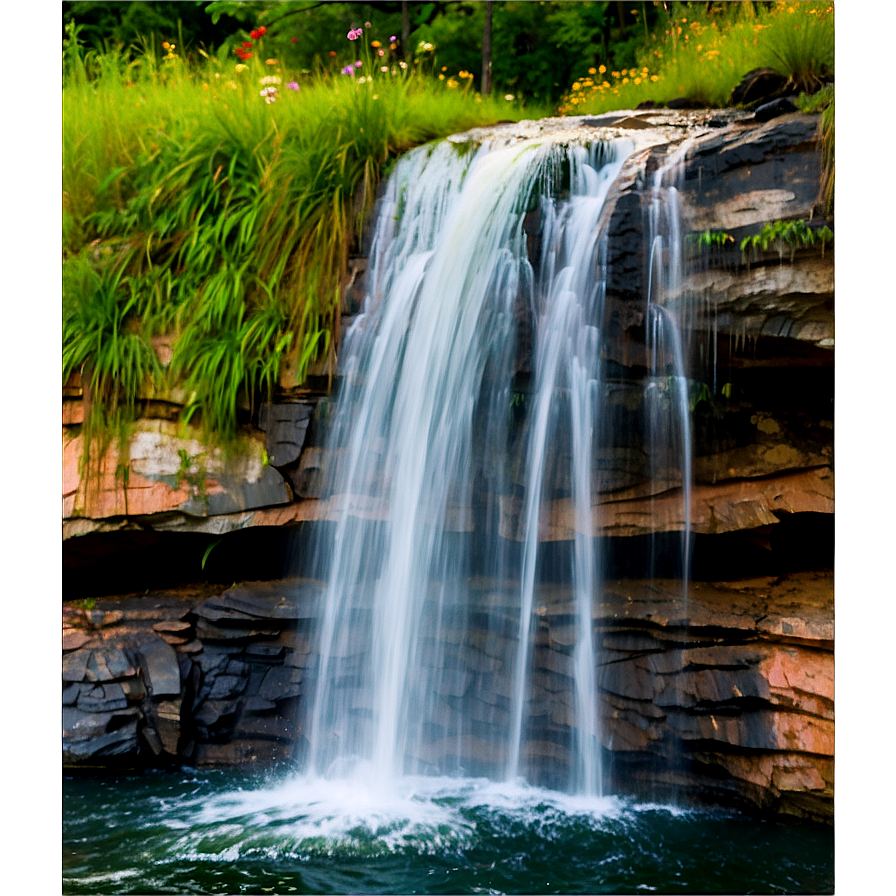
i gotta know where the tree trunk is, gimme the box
[481,0,493,96]
[401,1,410,58]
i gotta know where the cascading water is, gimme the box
[302,128,693,801]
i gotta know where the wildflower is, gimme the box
[399,60,408,69]
[371,40,381,48]
[380,65,389,72]
[588,67,597,74]
[293,37,300,44]
[378,49,384,56]
[259,75,282,85]
[286,81,299,90]
[599,64,606,73]
[439,74,445,80]
[650,75,659,82]
[347,27,363,40]
[390,35,397,41]
[162,41,170,49]
[355,60,362,67]
[265,59,279,66]
[242,42,253,48]
[341,64,355,75]
[504,93,514,101]
[260,86,278,103]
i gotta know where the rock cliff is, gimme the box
[62,110,833,821]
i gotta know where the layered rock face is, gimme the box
[63,572,832,822]
[62,110,833,821]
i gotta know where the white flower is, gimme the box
[259,75,282,86]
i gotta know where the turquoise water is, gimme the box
[63,769,833,894]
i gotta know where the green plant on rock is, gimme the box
[740,219,833,263]
[689,230,735,251]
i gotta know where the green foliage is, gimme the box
[819,94,834,217]
[690,230,735,250]
[796,83,833,114]
[63,21,531,449]
[757,3,834,93]
[561,2,833,115]
[740,220,833,262]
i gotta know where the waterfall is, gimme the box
[302,129,691,796]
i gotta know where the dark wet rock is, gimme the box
[257,666,303,702]
[209,674,247,700]
[259,403,313,468]
[753,97,798,122]
[137,636,181,697]
[86,646,135,682]
[730,68,791,107]
[62,649,90,682]
[63,630,93,652]
[77,682,130,713]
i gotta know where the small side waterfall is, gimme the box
[303,129,693,797]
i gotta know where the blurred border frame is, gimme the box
[0,0,896,894]
[834,0,896,893]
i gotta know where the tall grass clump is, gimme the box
[559,2,833,115]
[63,21,530,446]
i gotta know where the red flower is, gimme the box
[329,50,336,56]
[292,37,300,44]
[250,25,267,40]
[257,26,266,37]
[242,41,253,48]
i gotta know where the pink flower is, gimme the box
[390,35,397,42]
[347,27,363,40]
[354,60,362,67]
[286,81,299,90]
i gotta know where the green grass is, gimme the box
[560,2,833,115]
[63,24,539,446]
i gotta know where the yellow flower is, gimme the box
[588,67,597,74]
[235,64,248,73]
[620,68,628,76]
[622,77,629,84]
[371,40,381,47]
[162,41,170,49]
[265,59,278,66]
[602,80,610,88]
[598,64,606,73]
[572,81,582,90]
[612,71,620,79]
[634,77,641,85]
[650,74,659,82]
[438,73,445,80]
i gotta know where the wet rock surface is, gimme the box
[63,572,833,822]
